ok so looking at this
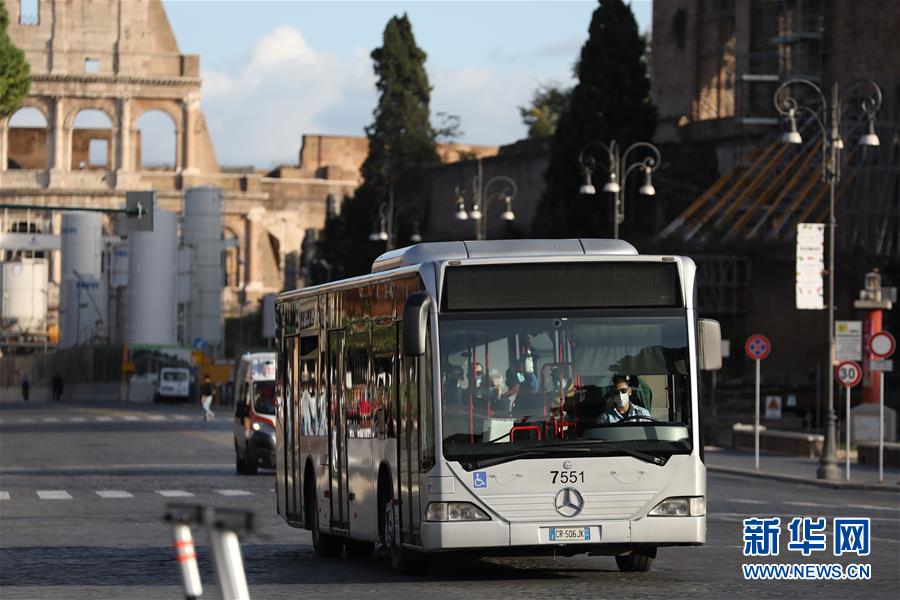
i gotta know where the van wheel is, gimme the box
[615,547,656,572]
[243,447,258,475]
[382,499,423,574]
[235,445,248,474]
[345,539,375,557]
[308,489,341,557]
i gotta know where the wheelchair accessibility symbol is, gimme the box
[473,471,488,489]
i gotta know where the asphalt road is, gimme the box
[1,401,897,599]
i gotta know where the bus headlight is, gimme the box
[425,502,491,522]
[648,496,705,517]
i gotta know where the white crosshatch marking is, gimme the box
[96,490,133,499]
[37,490,72,500]
[215,490,253,496]
[0,492,9,500]
[156,490,194,497]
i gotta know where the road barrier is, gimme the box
[164,503,254,600]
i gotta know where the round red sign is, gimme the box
[869,331,895,359]
[745,334,771,361]
[834,360,863,388]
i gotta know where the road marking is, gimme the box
[70,417,87,423]
[96,416,114,422]
[784,501,826,508]
[42,417,60,423]
[122,415,140,421]
[147,415,167,421]
[157,490,195,497]
[1,463,232,473]
[37,490,72,500]
[173,415,191,421]
[216,489,253,496]
[0,491,9,500]
[785,500,898,513]
[850,503,900,512]
[96,490,134,499]
[728,499,766,504]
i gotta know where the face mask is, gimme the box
[516,373,525,383]
[524,357,534,373]
[475,375,483,386]
[615,391,629,409]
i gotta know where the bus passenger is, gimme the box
[597,375,650,424]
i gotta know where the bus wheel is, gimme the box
[345,539,375,557]
[309,491,341,557]
[615,547,656,572]
[383,499,422,574]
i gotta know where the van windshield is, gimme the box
[253,381,277,414]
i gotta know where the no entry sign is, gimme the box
[869,331,896,359]
[835,360,862,388]
[745,334,771,361]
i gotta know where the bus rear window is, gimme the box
[442,263,682,311]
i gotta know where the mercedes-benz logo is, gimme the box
[554,487,585,518]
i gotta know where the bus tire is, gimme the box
[308,486,341,557]
[345,539,375,557]
[382,498,423,574]
[615,547,656,572]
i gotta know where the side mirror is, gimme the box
[402,292,434,357]
[698,319,723,371]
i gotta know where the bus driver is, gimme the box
[597,375,651,424]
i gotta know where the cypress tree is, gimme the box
[0,3,30,118]
[533,0,656,239]
[327,14,439,279]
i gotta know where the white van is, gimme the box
[233,352,277,474]
[156,367,191,402]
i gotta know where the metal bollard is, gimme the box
[165,504,206,599]
[208,508,254,600]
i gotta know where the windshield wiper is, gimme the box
[469,446,593,469]
[575,441,668,466]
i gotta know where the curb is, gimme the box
[707,465,900,493]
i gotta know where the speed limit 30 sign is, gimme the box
[834,360,862,388]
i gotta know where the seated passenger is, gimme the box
[597,375,650,424]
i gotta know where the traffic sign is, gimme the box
[745,334,771,360]
[835,360,862,388]
[871,359,893,372]
[869,331,895,359]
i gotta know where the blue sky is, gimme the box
[163,1,653,168]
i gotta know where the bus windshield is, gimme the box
[439,311,692,466]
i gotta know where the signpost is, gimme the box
[868,331,895,483]
[746,334,771,470]
[835,320,863,361]
[835,360,862,482]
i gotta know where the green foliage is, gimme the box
[0,3,30,119]
[533,0,657,239]
[320,14,439,280]
[519,82,572,138]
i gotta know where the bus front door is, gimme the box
[398,352,422,545]
[327,329,349,529]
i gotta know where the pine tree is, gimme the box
[0,2,30,118]
[533,0,656,239]
[326,14,439,279]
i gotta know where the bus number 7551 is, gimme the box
[551,470,585,484]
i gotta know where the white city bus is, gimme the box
[274,239,721,573]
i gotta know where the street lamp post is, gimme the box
[774,78,883,481]
[369,185,423,250]
[578,140,661,240]
[453,162,517,240]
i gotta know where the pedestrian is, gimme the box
[21,374,29,403]
[52,374,64,402]
[200,375,216,421]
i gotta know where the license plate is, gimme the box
[547,527,590,542]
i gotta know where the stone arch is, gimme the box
[222,225,241,288]
[69,108,114,171]
[134,109,177,170]
[131,100,185,171]
[8,106,49,169]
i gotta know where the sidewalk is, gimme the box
[705,446,900,493]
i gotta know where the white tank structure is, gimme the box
[125,208,178,346]
[182,187,224,352]
[0,259,49,337]
[59,212,106,347]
